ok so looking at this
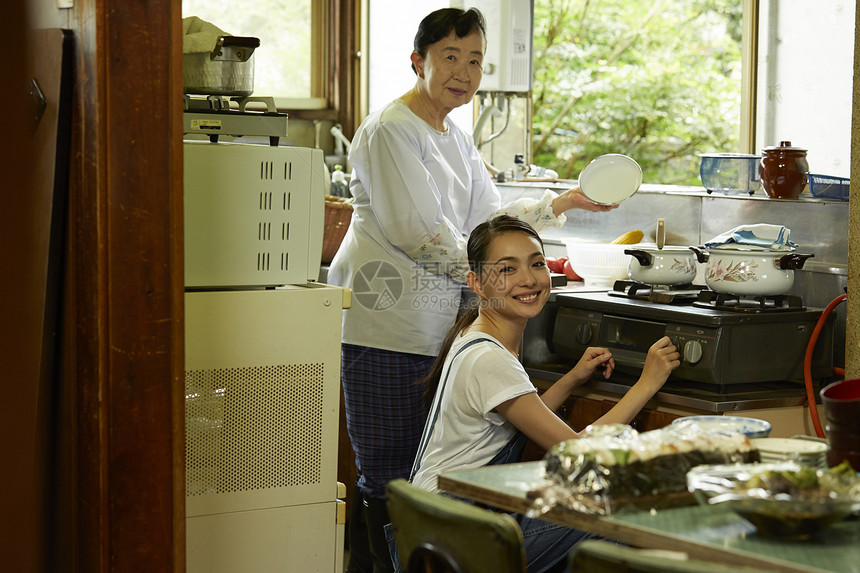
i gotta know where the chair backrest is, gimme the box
[568,539,772,573]
[386,479,526,573]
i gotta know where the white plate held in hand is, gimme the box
[578,153,642,205]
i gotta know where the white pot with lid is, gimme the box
[625,218,698,286]
[625,245,697,285]
[690,246,813,296]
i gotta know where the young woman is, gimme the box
[409,215,680,573]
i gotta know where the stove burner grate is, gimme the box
[609,280,704,304]
[692,290,805,312]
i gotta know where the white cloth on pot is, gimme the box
[182,16,229,54]
[704,224,797,251]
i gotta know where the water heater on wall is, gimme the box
[462,0,533,92]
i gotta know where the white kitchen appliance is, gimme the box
[185,286,348,573]
[183,96,346,572]
[464,0,533,92]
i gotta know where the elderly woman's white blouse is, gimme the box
[328,99,565,357]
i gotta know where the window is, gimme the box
[755,0,854,178]
[181,0,328,109]
[530,0,747,185]
[365,0,855,185]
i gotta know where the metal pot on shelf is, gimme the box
[183,35,261,96]
[690,246,813,296]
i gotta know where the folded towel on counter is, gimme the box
[182,16,229,54]
[704,224,797,250]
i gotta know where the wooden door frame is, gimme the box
[67,0,185,570]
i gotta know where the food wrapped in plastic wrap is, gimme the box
[530,423,759,516]
[687,461,860,539]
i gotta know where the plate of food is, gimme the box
[578,154,642,205]
[671,415,772,439]
[687,461,860,539]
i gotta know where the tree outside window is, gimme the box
[531,0,743,185]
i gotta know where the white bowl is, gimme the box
[671,415,772,439]
[564,242,631,287]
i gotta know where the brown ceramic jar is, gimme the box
[760,141,809,199]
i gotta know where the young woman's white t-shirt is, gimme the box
[411,331,537,493]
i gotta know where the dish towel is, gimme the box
[182,16,229,54]
[704,224,797,250]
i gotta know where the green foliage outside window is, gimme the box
[531,0,743,185]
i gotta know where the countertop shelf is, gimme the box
[525,362,829,413]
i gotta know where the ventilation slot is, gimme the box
[260,161,274,180]
[257,252,270,271]
[258,222,272,241]
[282,222,290,241]
[259,192,273,211]
[281,252,289,271]
[284,161,292,181]
[512,59,529,87]
[185,363,326,496]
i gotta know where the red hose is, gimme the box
[804,294,847,438]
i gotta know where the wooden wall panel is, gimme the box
[0,3,43,570]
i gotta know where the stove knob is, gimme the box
[683,340,703,365]
[575,324,593,345]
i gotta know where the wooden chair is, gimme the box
[385,479,526,573]
[568,539,771,573]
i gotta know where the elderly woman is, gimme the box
[328,8,615,572]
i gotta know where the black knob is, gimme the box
[575,324,593,345]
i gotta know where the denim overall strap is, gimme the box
[409,337,501,482]
[485,430,527,467]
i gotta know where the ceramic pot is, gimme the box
[625,245,697,285]
[760,141,809,199]
[821,379,860,431]
[690,246,813,296]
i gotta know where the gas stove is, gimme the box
[551,289,835,391]
[183,94,289,145]
[608,280,706,304]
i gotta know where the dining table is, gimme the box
[437,461,860,573]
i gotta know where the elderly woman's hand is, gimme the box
[552,186,619,215]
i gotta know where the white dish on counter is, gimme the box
[671,415,772,439]
[751,437,828,468]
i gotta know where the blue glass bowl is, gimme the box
[699,153,762,195]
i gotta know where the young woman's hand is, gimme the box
[639,336,680,391]
[569,346,615,385]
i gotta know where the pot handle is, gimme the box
[624,249,652,266]
[211,36,261,61]
[689,245,709,263]
[777,253,814,270]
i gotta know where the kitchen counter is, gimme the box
[526,361,816,413]
[522,285,832,435]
